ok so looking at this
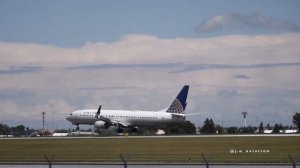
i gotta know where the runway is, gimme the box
[1,133,300,140]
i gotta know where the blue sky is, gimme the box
[1,0,300,47]
[0,0,300,129]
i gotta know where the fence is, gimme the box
[0,153,299,168]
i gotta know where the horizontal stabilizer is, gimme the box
[185,112,207,116]
[171,113,186,119]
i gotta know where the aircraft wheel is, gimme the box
[131,127,138,133]
[117,128,123,134]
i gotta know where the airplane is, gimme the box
[66,85,201,133]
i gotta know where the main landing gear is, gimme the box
[117,126,138,134]
[117,126,124,134]
[76,124,80,131]
[131,127,138,133]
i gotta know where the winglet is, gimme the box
[95,105,101,119]
[166,85,189,114]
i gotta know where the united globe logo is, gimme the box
[166,99,184,114]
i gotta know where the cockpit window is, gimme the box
[70,113,72,115]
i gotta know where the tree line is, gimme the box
[199,112,300,134]
[1,112,299,136]
[0,123,30,136]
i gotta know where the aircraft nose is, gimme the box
[66,114,73,121]
[66,116,71,121]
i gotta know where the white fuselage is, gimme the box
[66,85,190,130]
[66,109,183,127]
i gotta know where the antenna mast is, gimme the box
[242,111,248,127]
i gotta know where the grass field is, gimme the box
[0,136,300,163]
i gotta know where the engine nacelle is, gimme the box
[94,121,110,129]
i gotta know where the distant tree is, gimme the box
[292,112,300,131]
[26,127,30,135]
[272,124,280,133]
[266,123,271,130]
[215,125,223,134]
[163,120,196,135]
[0,123,10,136]
[200,118,210,133]
[240,126,252,134]
[259,122,264,133]
[200,118,216,134]
[13,125,25,132]
[278,124,283,130]
[181,121,197,134]
[227,127,238,134]
[11,125,26,136]
[209,119,216,133]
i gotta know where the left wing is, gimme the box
[95,105,129,128]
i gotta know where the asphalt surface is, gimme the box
[1,134,300,140]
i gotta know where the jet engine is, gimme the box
[94,121,110,129]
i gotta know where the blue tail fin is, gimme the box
[166,85,189,114]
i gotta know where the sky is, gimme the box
[0,0,300,129]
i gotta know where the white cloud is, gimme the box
[195,13,300,33]
[1,33,300,68]
[0,33,300,128]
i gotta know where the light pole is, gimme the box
[42,112,46,130]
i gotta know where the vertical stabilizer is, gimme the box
[166,85,189,114]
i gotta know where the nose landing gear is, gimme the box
[76,124,80,131]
